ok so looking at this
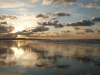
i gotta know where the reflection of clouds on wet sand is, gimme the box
[0,61,16,66]
[80,73,100,75]
[0,40,100,75]
[0,40,100,67]
[54,65,69,71]
[0,72,17,75]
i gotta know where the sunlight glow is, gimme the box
[12,26,24,33]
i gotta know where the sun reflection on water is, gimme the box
[12,47,24,59]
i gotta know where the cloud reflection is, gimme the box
[0,40,100,75]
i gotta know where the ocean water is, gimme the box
[0,40,100,75]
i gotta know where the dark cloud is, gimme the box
[92,17,100,22]
[67,19,95,26]
[43,0,77,6]
[0,26,14,33]
[53,12,70,17]
[0,22,7,25]
[1,33,17,38]
[36,14,50,19]
[32,26,49,32]
[0,14,17,20]
[37,20,65,28]
[54,22,64,28]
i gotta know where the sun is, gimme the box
[12,26,24,33]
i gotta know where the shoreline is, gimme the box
[0,38,100,41]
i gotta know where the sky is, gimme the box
[0,0,100,39]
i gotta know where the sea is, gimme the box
[0,39,100,75]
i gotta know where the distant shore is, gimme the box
[0,38,100,41]
[0,38,51,40]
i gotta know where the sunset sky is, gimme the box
[0,0,100,39]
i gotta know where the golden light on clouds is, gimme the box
[12,26,24,33]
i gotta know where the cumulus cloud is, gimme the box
[0,14,17,20]
[67,19,95,26]
[54,22,64,28]
[37,20,65,28]
[83,29,94,33]
[43,0,76,5]
[80,3,100,9]
[0,26,15,33]
[32,26,49,32]
[53,12,70,17]
[92,17,100,22]
[36,14,51,19]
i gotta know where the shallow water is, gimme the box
[0,40,100,75]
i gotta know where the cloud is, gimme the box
[53,12,70,17]
[95,29,100,34]
[0,22,7,25]
[66,30,71,33]
[0,0,34,8]
[32,26,49,32]
[92,17,100,22]
[1,33,17,38]
[83,29,94,33]
[76,32,85,34]
[36,14,51,19]
[72,26,81,30]
[30,0,40,3]
[61,30,71,33]
[54,22,64,28]
[6,8,28,12]
[67,19,95,26]
[37,20,65,28]
[0,14,17,20]
[36,12,70,19]
[80,3,100,9]
[0,26,15,33]
[42,0,76,5]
